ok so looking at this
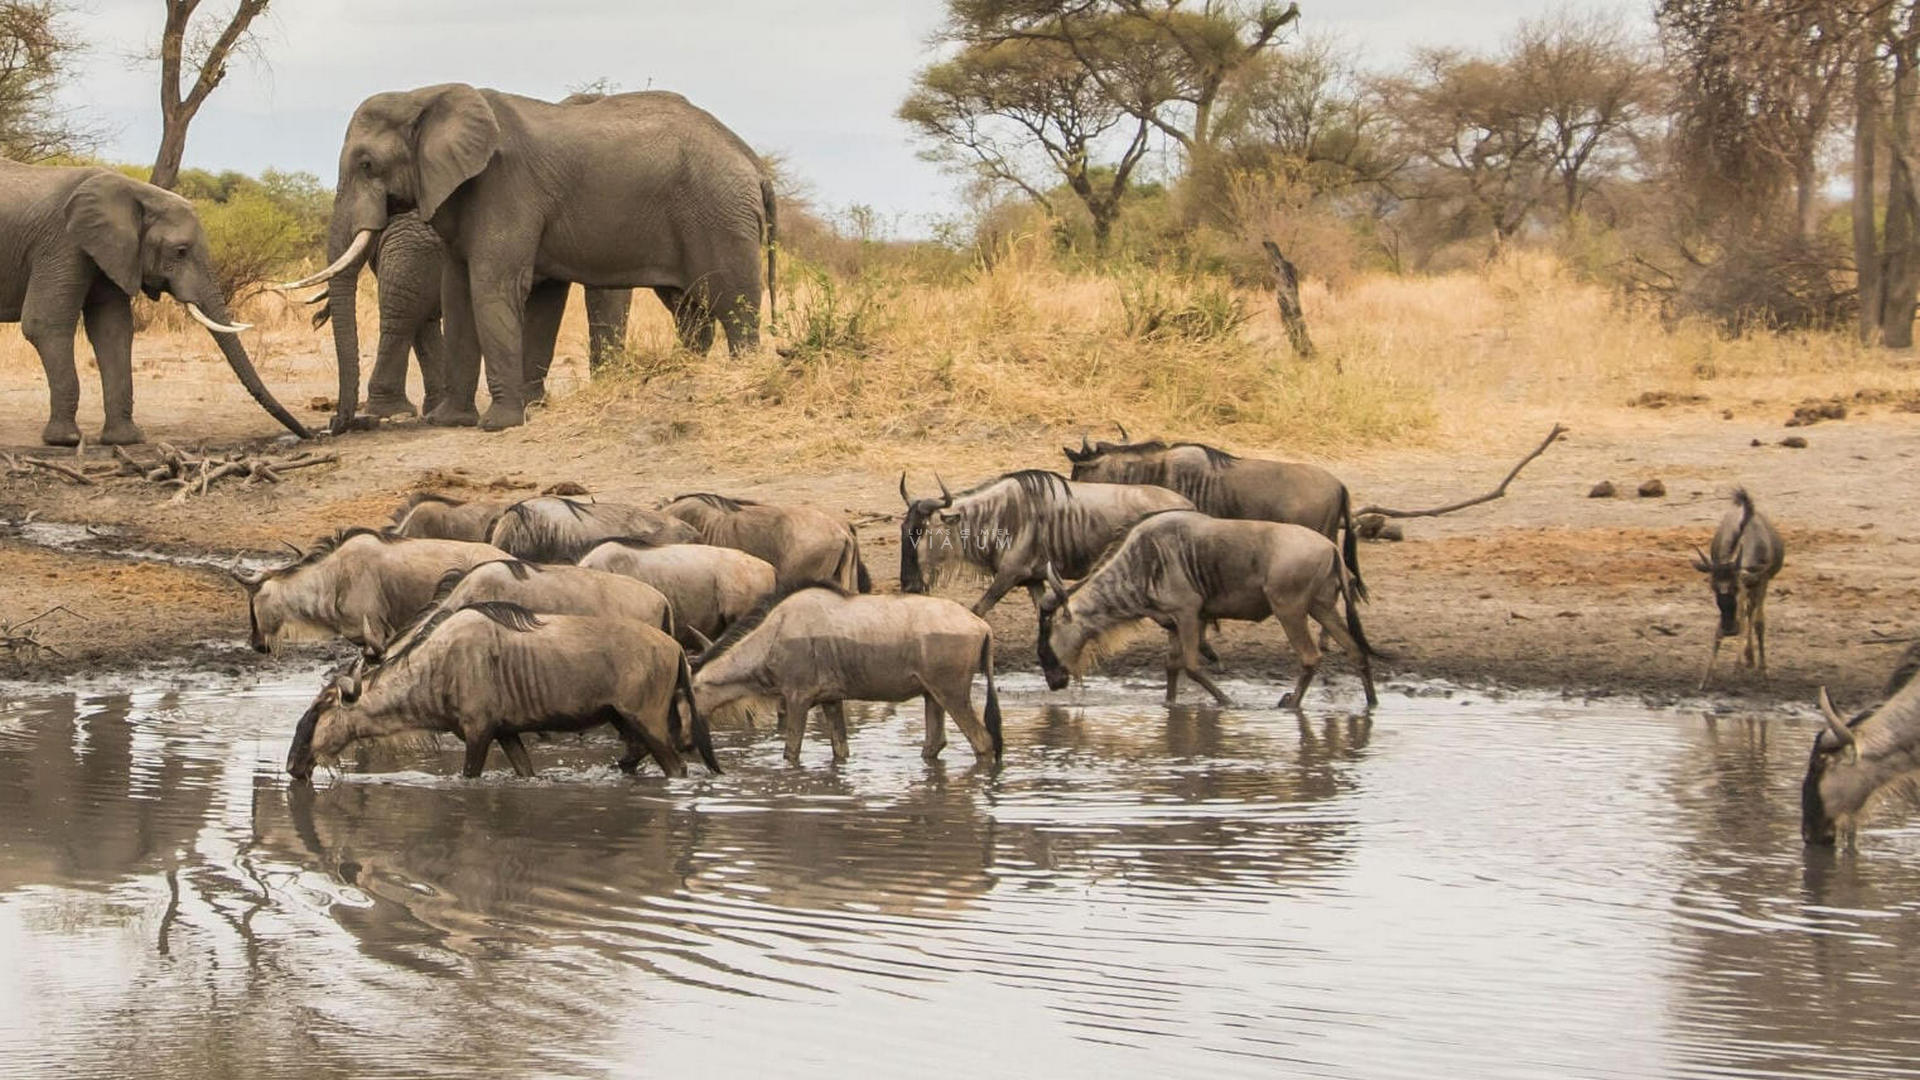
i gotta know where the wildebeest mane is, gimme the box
[693,580,850,667]
[1069,509,1190,595]
[672,492,759,512]
[268,527,402,579]
[1089,439,1238,470]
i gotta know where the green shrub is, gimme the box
[1118,268,1251,342]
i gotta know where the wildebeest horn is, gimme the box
[279,540,303,557]
[228,563,265,589]
[1080,433,1092,453]
[899,472,913,508]
[1818,687,1859,762]
[687,627,715,652]
[1044,560,1069,599]
[1690,544,1714,573]
[1113,422,1129,442]
[935,473,952,506]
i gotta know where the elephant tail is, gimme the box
[761,176,778,316]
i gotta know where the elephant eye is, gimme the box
[172,243,189,258]
[360,159,373,175]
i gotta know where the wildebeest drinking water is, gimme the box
[1802,672,1920,847]
[577,536,778,646]
[1692,488,1785,690]
[690,583,1002,765]
[235,529,507,654]
[1037,510,1377,709]
[285,601,719,781]
[661,492,870,592]
[1062,433,1366,601]
[487,496,699,562]
[898,470,1192,631]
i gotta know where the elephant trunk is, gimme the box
[199,295,313,440]
[323,209,377,430]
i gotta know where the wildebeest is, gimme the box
[234,529,506,653]
[690,583,1002,765]
[388,492,510,541]
[1691,488,1785,689]
[1062,434,1365,600]
[898,470,1193,627]
[577,537,778,645]
[1802,675,1920,847]
[285,602,719,781]
[662,492,870,592]
[488,496,699,562]
[377,558,676,659]
[1037,510,1377,709]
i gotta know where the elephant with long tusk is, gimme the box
[0,161,312,445]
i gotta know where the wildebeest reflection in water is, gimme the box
[5,677,1920,1079]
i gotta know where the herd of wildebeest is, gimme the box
[232,432,1920,850]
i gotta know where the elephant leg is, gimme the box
[22,277,87,447]
[584,287,633,373]
[427,256,482,427]
[363,324,418,419]
[414,321,447,416]
[656,285,715,354]
[716,279,762,355]
[81,294,143,445]
[519,279,567,407]
[469,264,533,431]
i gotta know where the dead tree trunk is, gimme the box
[1856,20,1883,346]
[150,0,270,191]
[1261,239,1315,359]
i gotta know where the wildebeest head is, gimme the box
[1802,687,1871,846]
[1061,425,1174,484]
[1036,562,1080,691]
[1690,545,1741,636]
[897,473,956,594]
[285,664,365,781]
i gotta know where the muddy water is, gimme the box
[0,673,1916,1079]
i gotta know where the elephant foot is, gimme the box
[479,402,525,431]
[362,395,418,420]
[40,418,81,447]
[98,419,145,446]
[521,383,548,407]
[425,402,480,427]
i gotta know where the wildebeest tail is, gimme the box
[675,650,721,774]
[1340,558,1377,660]
[833,533,870,593]
[979,635,1003,761]
[1340,486,1368,602]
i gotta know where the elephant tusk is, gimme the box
[279,229,374,290]
[302,288,330,305]
[184,303,252,334]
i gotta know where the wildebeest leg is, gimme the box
[1753,586,1771,682]
[1175,616,1232,706]
[607,708,647,773]
[783,695,810,765]
[972,569,1027,616]
[621,710,687,777]
[1274,611,1322,709]
[922,694,948,761]
[462,733,492,778]
[1312,597,1378,708]
[497,732,536,778]
[823,701,850,763]
[1699,631,1723,691]
[1163,626,1184,705]
[929,682,994,760]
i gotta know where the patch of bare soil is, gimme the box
[2,348,1917,711]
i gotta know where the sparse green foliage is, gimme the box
[775,262,892,356]
[1119,267,1251,341]
[0,0,92,161]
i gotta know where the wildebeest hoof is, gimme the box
[1278,693,1300,709]
[40,418,81,446]
[98,419,145,445]
[426,403,480,427]
[479,403,525,431]
[362,395,418,420]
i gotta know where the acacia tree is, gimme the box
[150,0,270,191]
[0,0,92,160]
[900,32,1154,251]
[1510,10,1663,220]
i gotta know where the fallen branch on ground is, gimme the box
[111,444,339,502]
[1355,424,1569,519]
[2,452,95,486]
[1,605,79,659]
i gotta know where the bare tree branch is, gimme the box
[1356,424,1568,518]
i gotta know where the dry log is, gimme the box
[1262,239,1315,359]
[1355,424,1568,519]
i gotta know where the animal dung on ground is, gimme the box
[1588,481,1617,498]
[1637,479,1666,498]
[542,481,590,496]
[307,396,336,413]
[1780,436,1809,449]
[1786,399,1846,427]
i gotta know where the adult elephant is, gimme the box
[298,85,774,432]
[0,162,311,445]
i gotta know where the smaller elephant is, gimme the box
[0,161,310,445]
[304,212,637,424]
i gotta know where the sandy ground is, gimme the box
[2,330,1917,712]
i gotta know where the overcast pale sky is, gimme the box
[62,1,1649,230]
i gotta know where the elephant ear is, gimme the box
[63,172,145,297]
[412,84,500,222]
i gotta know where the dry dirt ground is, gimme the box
[2,334,1917,713]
